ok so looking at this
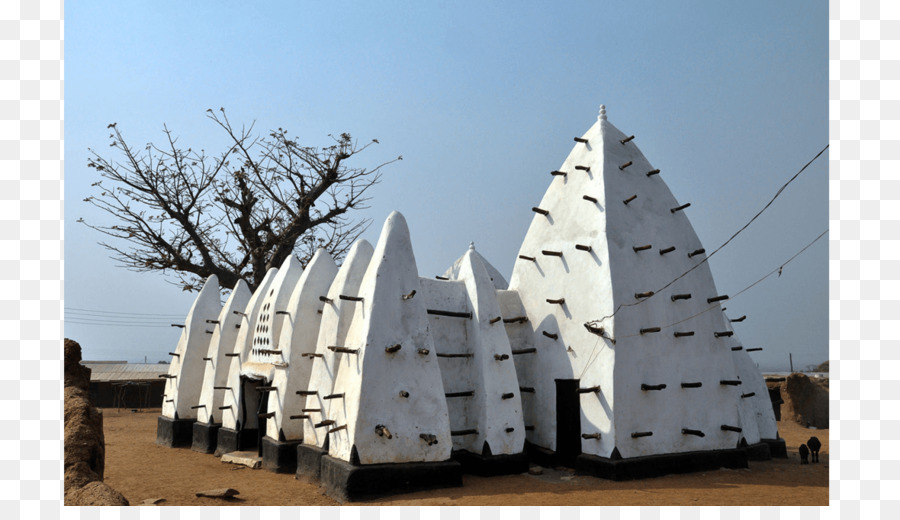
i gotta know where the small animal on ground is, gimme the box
[798,443,809,464]
[806,436,821,463]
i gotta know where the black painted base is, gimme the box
[261,436,301,474]
[762,437,788,459]
[575,448,749,481]
[745,441,772,461]
[296,443,328,483]
[191,422,220,454]
[452,449,530,476]
[156,415,195,448]
[215,427,239,456]
[319,455,463,503]
[215,427,259,456]
[524,440,561,468]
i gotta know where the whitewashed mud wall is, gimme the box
[196,280,252,425]
[454,248,525,455]
[732,352,762,446]
[244,256,304,377]
[413,245,526,457]
[510,107,747,459]
[419,277,473,450]
[162,275,222,420]
[507,113,617,455]
[266,249,338,442]
[220,269,278,431]
[231,255,305,436]
[327,212,452,464]
[733,348,778,440]
[302,240,374,448]
[496,290,540,443]
[715,317,760,446]
[594,111,743,458]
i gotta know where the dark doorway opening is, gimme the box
[767,386,784,421]
[237,376,267,453]
[256,382,268,457]
[555,379,581,466]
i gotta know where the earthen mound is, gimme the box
[64,338,92,391]
[779,373,829,429]
[64,338,129,506]
[66,481,131,506]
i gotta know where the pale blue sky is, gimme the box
[65,1,828,371]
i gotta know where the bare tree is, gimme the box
[80,108,401,292]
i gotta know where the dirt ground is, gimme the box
[100,408,828,507]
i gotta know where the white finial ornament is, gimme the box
[469,241,475,250]
[598,104,607,121]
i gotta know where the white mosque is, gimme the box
[157,107,784,501]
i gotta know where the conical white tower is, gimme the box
[508,106,752,470]
[217,267,279,453]
[191,279,252,453]
[300,240,374,451]
[451,245,526,460]
[265,249,338,443]
[327,211,452,464]
[156,275,222,447]
[313,212,462,501]
[260,249,338,473]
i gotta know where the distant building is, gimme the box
[81,361,168,408]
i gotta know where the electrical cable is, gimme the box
[64,306,184,318]
[577,227,826,377]
[65,312,179,324]
[590,144,828,325]
[66,319,175,328]
[611,228,827,340]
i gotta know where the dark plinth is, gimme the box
[191,422,221,454]
[452,449,530,476]
[524,440,560,468]
[156,415,195,448]
[215,427,259,456]
[762,437,788,459]
[296,443,328,483]
[745,441,772,461]
[261,436,301,474]
[575,448,749,481]
[319,455,463,503]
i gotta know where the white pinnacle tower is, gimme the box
[509,106,764,463]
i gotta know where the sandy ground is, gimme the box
[102,408,828,506]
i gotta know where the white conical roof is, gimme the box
[196,279,252,425]
[509,107,744,458]
[266,248,338,441]
[246,255,305,371]
[454,248,524,454]
[162,275,222,420]
[302,239,374,448]
[327,211,451,464]
[443,242,509,290]
[220,268,279,431]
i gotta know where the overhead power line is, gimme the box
[592,143,829,324]
[579,227,827,377]
[64,313,175,324]
[729,229,828,300]
[603,227,828,341]
[66,319,175,328]
[65,311,180,324]
[64,306,184,318]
